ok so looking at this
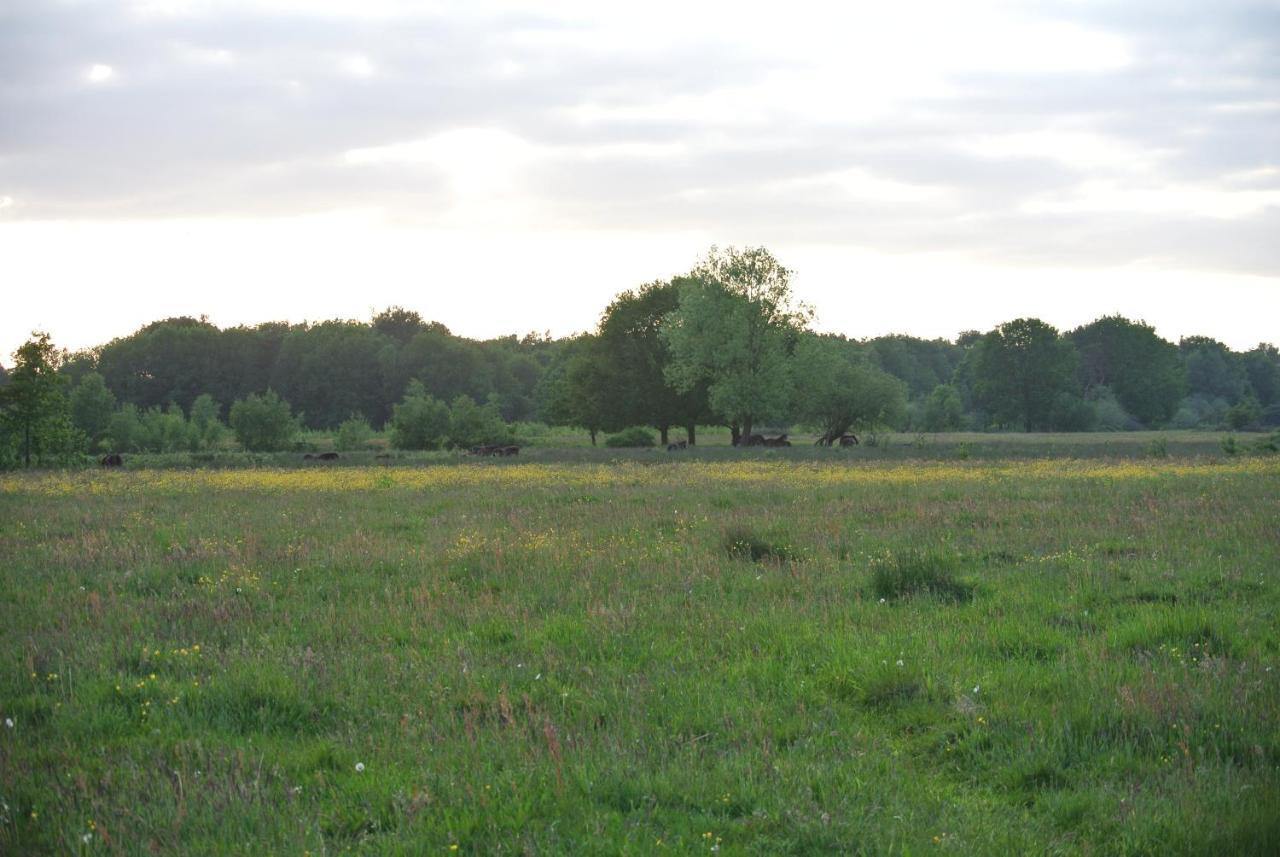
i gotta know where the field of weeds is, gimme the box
[2,454,1278,854]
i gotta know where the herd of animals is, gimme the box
[98,432,859,466]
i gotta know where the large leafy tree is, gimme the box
[0,332,80,467]
[536,335,620,445]
[660,246,811,441]
[1069,316,1184,426]
[596,279,712,445]
[793,335,906,444]
[270,322,394,428]
[972,318,1080,431]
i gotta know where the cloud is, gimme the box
[0,0,1277,280]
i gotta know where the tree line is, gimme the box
[3,245,1279,465]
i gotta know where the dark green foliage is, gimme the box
[388,381,450,450]
[1070,316,1185,426]
[871,551,973,601]
[1181,336,1247,404]
[229,389,300,451]
[603,426,656,448]
[596,279,713,443]
[972,319,1082,431]
[1227,398,1262,430]
[923,383,964,431]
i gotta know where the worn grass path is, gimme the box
[2,457,1279,854]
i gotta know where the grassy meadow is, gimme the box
[2,443,1279,853]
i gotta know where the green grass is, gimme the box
[1,445,1278,854]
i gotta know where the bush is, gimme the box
[229,390,300,452]
[1226,399,1261,431]
[871,551,973,602]
[446,395,510,449]
[335,415,374,451]
[1089,386,1139,431]
[389,382,450,450]
[1049,393,1096,432]
[604,426,656,448]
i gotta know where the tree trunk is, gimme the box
[729,423,741,446]
[659,425,669,446]
[23,421,31,468]
[742,418,753,441]
[589,428,597,446]
[686,423,696,446]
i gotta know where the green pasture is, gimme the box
[1,448,1278,854]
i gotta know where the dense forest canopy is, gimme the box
[3,248,1279,463]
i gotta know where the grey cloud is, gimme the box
[2,0,1277,277]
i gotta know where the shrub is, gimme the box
[871,550,973,602]
[335,415,374,451]
[229,390,300,452]
[604,426,656,448]
[446,395,510,449]
[389,382,450,450]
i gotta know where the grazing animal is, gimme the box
[317,451,340,460]
[374,453,392,460]
[838,433,859,447]
[762,434,791,447]
[100,453,123,467]
[499,446,520,456]
[302,453,315,460]
[735,433,766,447]
[667,440,688,451]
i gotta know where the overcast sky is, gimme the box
[2,0,1278,360]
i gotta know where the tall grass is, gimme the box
[1,450,1278,853]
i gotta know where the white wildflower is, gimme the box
[355,762,365,773]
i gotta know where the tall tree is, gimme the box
[597,279,712,445]
[1069,316,1185,426]
[972,318,1080,431]
[0,332,79,467]
[660,246,811,440]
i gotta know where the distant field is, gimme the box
[80,429,1277,470]
[2,450,1279,853]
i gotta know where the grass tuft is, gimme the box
[722,525,797,563]
[871,550,974,602]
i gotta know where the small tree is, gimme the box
[389,381,450,450]
[335,414,375,451]
[106,403,144,453]
[229,390,299,451]
[0,332,80,467]
[70,372,117,450]
[190,393,227,450]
